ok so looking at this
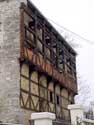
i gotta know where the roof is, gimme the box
[27,0,77,55]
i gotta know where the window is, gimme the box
[45,26,51,47]
[58,55,64,73]
[52,53,58,68]
[58,43,65,73]
[44,31,51,62]
[50,91,53,103]
[56,95,60,105]
[45,36,51,46]
[37,24,43,41]
[28,20,35,30]
[52,41,57,54]
[24,12,36,50]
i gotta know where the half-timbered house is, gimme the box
[0,0,77,125]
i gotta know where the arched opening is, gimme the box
[20,64,29,92]
[30,71,38,95]
[48,82,55,113]
[21,64,29,77]
[69,92,74,104]
[20,64,29,108]
[39,75,47,112]
[61,88,69,120]
[30,71,39,111]
[55,84,61,118]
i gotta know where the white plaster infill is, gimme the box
[31,112,56,125]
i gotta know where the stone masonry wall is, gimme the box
[0,0,27,124]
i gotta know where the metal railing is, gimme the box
[53,120,71,125]
[77,117,94,125]
[84,112,94,120]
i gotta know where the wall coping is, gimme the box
[68,104,84,110]
[0,122,23,125]
[31,112,56,120]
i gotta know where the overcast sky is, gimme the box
[30,0,94,105]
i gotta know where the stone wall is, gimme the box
[0,0,26,124]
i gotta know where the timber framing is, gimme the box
[20,0,77,123]
[20,61,72,121]
[20,2,77,94]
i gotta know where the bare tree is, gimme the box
[75,74,91,106]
